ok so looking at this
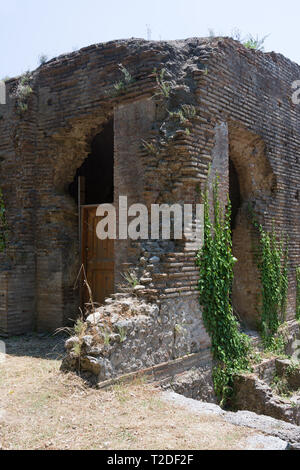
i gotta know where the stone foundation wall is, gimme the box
[61,293,210,380]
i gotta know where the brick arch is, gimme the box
[51,112,113,194]
[228,123,276,329]
[34,98,156,331]
[228,123,276,200]
[35,112,114,330]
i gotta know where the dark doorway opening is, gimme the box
[69,118,115,308]
[69,119,114,205]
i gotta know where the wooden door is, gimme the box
[81,205,114,307]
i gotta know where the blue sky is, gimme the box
[1,0,299,78]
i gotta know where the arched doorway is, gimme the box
[229,123,276,329]
[69,119,114,308]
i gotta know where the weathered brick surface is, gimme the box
[0,37,299,341]
[195,41,300,325]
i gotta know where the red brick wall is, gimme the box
[0,37,299,336]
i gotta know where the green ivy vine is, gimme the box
[196,180,250,406]
[251,211,288,350]
[197,179,290,403]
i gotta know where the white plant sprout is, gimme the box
[96,196,204,250]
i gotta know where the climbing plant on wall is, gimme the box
[250,209,289,350]
[196,179,250,406]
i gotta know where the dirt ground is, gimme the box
[0,334,256,450]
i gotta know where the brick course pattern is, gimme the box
[0,37,300,343]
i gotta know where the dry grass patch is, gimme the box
[0,335,255,450]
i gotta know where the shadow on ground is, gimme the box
[3,334,66,360]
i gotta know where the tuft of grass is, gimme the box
[271,374,293,399]
[175,324,184,335]
[15,72,33,115]
[168,109,187,124]
[38,54,48,66]
[249,350,263,365]
[112,382,130,403]
[153,68,171,99]
[56,316,87,358]
[112,64,135,96]
[286,361,300,376]
[117,326,127,343]
[141,139,159,157]
[121,270,139,288]
[71,318,87,357]
[181,104,196,119]
[263,334,287,357]
[113,80,127,95]
[208,28,269,51]
[100,327,112,346]
[118,64,134,85]
[72,342,81,357]
[243,34,269,51]
[74,318,86,336]
[168,104,196,125]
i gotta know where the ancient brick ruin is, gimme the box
[1,37,300,379]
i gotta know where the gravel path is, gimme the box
[161,391,300,450]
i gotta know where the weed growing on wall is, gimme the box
[38,54,48,66]
[121,270,139,288]
[197,179,250,406]
[243,34,269,51]
[15,72,33,115]
[112,64,135,96]
[141,76,197,159]
[167,104,196,124]
[208,28,268,51]
[153,68,171,99]
[141,139,160,157]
